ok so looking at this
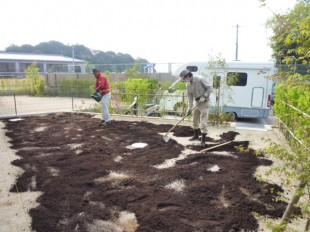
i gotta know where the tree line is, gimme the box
[3,40,149,72]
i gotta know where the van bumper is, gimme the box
[224,106,270,118]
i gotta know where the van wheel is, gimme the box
[174,103,187,116]
[225,112,237,121]
[147,112,161,117]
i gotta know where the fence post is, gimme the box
[136,94,139,117]
[71,89,74,111]
[55,74,57,88]
[13,94,17,115]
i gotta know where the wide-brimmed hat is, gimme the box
[179,69,190,78]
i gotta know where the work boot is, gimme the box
[189,129,199,141]
[101,120,113,126]
[200,133,207,146]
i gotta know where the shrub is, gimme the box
[25,63,47,96]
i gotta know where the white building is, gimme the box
[0,53,86,77]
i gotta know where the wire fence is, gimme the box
[0,90,188,119]
[276,100,309,150]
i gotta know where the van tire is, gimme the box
[174,102,187,116]
[147,112,161,117]
[225,112,237,121]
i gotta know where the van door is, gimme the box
[251,87,264,108]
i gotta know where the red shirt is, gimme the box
[95,72,110,96]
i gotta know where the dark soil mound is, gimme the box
[3,112,286,232]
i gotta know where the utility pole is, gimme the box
[72,45,75,72]
[234,24,240,61]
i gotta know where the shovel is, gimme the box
[163,105,198,142]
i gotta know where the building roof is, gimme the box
[0,52,84,63]
[182,61,275,70]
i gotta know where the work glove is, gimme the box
[186,108,192,116]
[199,96,206,103]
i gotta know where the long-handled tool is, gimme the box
[199,140,233,153]
[163,105,199,142]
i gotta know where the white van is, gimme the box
[159,61,275,119]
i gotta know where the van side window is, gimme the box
[227,72,247,86]
[186,66,198,72]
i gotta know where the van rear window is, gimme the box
[227,72,247,86]
[186,66,198,72]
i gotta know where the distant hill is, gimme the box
[4,41,150,70]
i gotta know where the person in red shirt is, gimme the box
[92,68,113,125]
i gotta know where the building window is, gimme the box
[0,63,16,72]
[227,72,247,86]
[47,64,68,73]
[20,63,43,72]
[74,66,81,73]
[37,63,44,72]
[20,63,32,72]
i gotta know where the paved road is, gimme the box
[0,95,95,119]
[233,109,277,131]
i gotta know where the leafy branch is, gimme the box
[261,1,310,231]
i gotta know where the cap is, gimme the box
[92,68,99,74]
[179,69,190,78]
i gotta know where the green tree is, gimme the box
[261,1,310,231]
[266,1,310,68]
[207,54,236,125]
[124,62,159,102]
[125,61,145,79]
[25,63,47,96]
[5,41,149,70]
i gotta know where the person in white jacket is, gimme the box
[179,69,213,146]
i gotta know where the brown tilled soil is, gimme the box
[2,112,287,232]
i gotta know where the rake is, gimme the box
[163,105,198,142]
